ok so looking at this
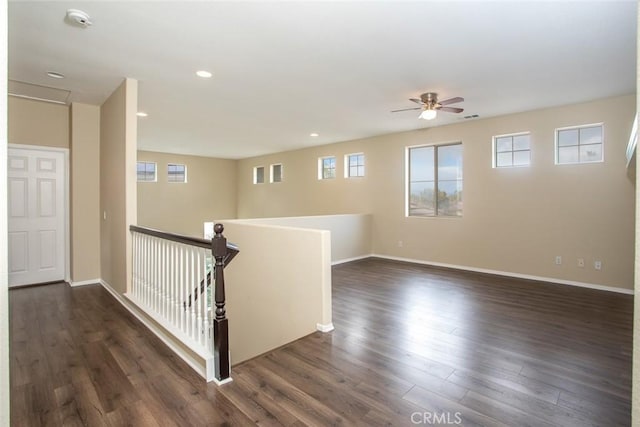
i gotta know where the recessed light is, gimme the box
[196,70,212,78]
[46,71,65,79]
[310,133,319,137]
[136,112,148,117]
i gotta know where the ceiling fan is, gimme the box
[392,92,464,120]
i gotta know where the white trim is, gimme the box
[69,278,100,287]
[331,254,372,266]
[316,322,335,332]
[8,93,66,105]
[211,377,233,386]
[8,144,70,285]
[98,279,213,381]
[371,254,634,295]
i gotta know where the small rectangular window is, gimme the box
[345,153,365,177]
[493,132,531,168]
[270,164,283,183]
[253,166,265,184]
[137,161,157,182]
[318,156,336,180]
[556,123,603,164]
[167,163,187,183]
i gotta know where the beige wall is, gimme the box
[223,222,331,364]
[238,95,636,290]
[137,151,237,237]
[8,96,69,148]
[229,214,372,263]
[70,103,101,283]
[100,79,137,294]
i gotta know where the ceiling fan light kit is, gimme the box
[392,92,464,121]
[419,109,438,120]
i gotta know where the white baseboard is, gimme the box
[69,278,101,287]
[371,254,634,295]
[211,377,234,386]
[316,322,335,332]
[332,254,373,266]
[98,279,210,380]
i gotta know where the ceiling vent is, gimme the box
[66,9,92,28]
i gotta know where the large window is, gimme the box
[407,143,463,217]
[493,133,531,168]
[167,163,187,183]
[345,153,365,178]
[137,161,156,182]
[318,156,336,179]
[556,123,603,164]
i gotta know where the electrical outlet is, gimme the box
[398,240,403,248]
[578,258,585,268]
[555,256,562,265]
[595,260,602,270]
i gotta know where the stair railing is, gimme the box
[129,223,238,383]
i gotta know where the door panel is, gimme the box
[8,147,66,287]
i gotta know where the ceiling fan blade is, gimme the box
[438,106,464,113]
[438,97,464,106]
[391,107,423,113]
[409,98,425,105]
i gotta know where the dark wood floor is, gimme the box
[10,258,633,426]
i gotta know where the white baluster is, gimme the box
[196,248,202,346]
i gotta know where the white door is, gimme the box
[8,147,66,287]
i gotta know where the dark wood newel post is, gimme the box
[212,223,230,382]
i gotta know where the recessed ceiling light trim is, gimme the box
[196,70,212,78]
[310,133,319,137]
[136,112,148,117]
[46,71,65,79]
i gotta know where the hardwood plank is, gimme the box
[10,259,633,426]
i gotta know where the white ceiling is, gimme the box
[8,1,637,159]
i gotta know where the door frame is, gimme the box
[8,143,70,284]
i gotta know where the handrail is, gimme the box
[129,223,237,383]
[130,224,239,265]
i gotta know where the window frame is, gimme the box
[405,141,463,218]
[270,163,283,183]
[344,153,365,178]
[318,156,337,180]
[253,166,265,184]
[167,163,187,183]
[136,161,157,182]
[492,132,531,168]
[555,123,604,165]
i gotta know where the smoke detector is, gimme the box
[66,9,92,27]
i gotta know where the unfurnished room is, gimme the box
[1,1,639,426]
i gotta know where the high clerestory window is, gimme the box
[137,161,157,182]
[555,123,604,164]
[493,132,531,168]
[167,163,187,183]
